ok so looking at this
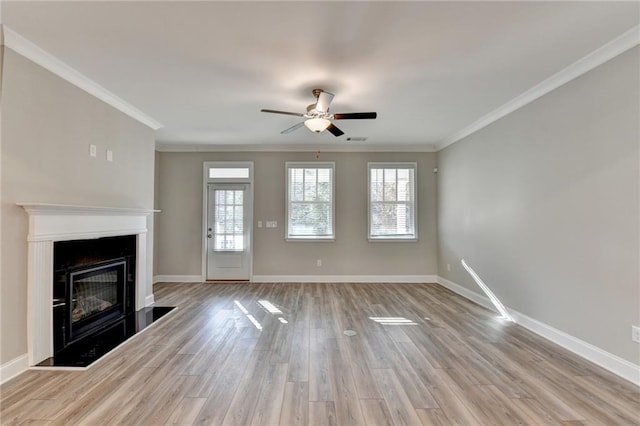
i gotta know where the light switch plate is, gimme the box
[89,144,97,157]
[106,150,113,162]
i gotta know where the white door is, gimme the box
[206,184,251,280]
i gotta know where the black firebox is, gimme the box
[53,235,136,357]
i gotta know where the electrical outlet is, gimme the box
[317,259,322,267]
[89,144,97,157]
[447,263,451,271]
[632,325,640,343]
[106,150,113,162]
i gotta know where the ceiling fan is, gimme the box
[261,89,377,137]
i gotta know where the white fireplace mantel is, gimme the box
[18,203,158,366]
[18,203,157,241]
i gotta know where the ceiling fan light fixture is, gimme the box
[261,89,376,137]
[304,118,331,133]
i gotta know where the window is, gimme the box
[209,167,250,179]
[286,162,335,240]
[368,163,417,240]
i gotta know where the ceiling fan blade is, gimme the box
[315,91,334,113]
[281,122,306,134]
[333,112,377,120]
[261,109,305,117]
[326,123,344,137]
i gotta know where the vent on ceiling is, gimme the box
[346,137,367,142]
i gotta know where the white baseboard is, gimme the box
[153,275,203,284]
[154,274,437,284]
[436,276,640,386]
[1,354,29,385]
[145,294,155,306]
[437,276,498,313]
[511,309,640,386]
[252,275,437,283]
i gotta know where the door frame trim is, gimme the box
[202,161,254,281]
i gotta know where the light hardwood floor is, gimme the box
[1,282,639,425]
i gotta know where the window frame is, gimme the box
[367,162,418,242]
[285,161,336,241]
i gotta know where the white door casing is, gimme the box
[202,162,253,281]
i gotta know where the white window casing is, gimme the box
[368,162,417,241]
[286,162,335,241]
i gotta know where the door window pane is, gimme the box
[214,189,244,250]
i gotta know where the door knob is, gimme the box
[207,234,212,238]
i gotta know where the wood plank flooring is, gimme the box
[1,282,638,425]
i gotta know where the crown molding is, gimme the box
[438,25,640,151]
[2,26,164,131]
[155,142,437,153]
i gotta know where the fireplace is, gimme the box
[18,203,156,367]
[53,235,136,355]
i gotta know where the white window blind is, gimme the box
[286,162,335,239]
[368,163,417,240]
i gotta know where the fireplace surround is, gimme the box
[18,203,157,367]
[53,235,136,356]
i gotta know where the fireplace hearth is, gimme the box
[39,305,174,368]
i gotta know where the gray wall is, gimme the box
[153,150,161,277]
[155,151,437,277]
[0,49,156,365]
[437,47,639,364]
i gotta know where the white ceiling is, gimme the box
[2,1,638,151]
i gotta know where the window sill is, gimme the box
[368,237,418,242]
[286,237,336,242]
